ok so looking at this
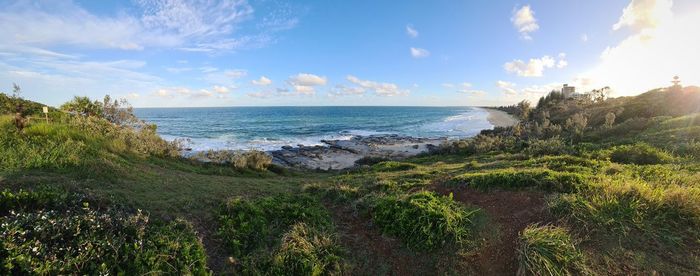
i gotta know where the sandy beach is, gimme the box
[483,108,520,127]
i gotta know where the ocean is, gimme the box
[134,106,493,151]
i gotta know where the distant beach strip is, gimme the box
[483,108,520,127]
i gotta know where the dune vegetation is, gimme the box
[2,85,700,274]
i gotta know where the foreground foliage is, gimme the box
[0,189,209,275]
[517,225,588,276]
[371,191,480,250]
[217,194,344,274]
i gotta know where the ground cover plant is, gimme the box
[449,168,588,192]
[370,191,481,250]
[216,194,344,274]
[0,189,209,275]
[517,224,588,276]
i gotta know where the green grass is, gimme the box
[450,169,588,192]
[217,194,344,274]
[371,161,418,172]
[607,143,674,165]
[370,191,481,250]
[517,225,588,276]
[549,179,700,245]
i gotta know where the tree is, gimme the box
[517,100,532,120]
[10,83,27,131]
[101,95,139,126]
[61,96,103,117]
[604,112,616,129]
[590,86,611,103]
[565,113,588,142]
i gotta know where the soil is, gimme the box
[326,203,438,275]
[433,185,552,275]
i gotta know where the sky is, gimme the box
[1,0,699,107]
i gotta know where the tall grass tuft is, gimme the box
[450,169,587,193]
[517,224,588,276]
[371,191,480,250]
[549,179,700,244]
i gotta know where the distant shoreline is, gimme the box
[481,108,520,127]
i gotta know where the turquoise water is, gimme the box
[134,106,492,151]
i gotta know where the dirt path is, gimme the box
[433,185,552,275]
[326,203,438,275]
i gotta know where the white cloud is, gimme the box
[152,85,229,99]
[410,47,430,58]
[347,75,408,97]
[126,92,140,99]
[213,85,230,94]
[0,0,297,52]
[166,67,192,73]
[202,69,246,86]
[497,80,518,95]
[406,24,419,38]
[504,54,567,77]
[328,85,365,97]
[441,83,455,88]
[521,83,562,98]
[287,73,327,95]
[460,90,486,97]
[511,5,539,40]
[252,76,272,86]
[581,34,589,42]
[613,0,673,31]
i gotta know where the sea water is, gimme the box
[134,106,493,151]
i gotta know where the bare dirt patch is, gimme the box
[325,203,439,275]
[433,185,552,275]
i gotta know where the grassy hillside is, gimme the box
[2,87,700,274]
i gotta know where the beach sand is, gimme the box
[483,108,519,127]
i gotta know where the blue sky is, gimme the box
[1,0,698,107]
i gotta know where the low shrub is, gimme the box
[193,150,272,171]
[267,222,344,275]
[354,156,390,166]
[526,137,568,156]
[437,134,520,155]
[303,183,361,203]
[517,224,588,276]
[371,161,417,172]
[450,169,587,193]
[371,191,480,250]
[608,143,673,165]
[522,155,602,174]
[0,190,209,275]
[217,194,332,260]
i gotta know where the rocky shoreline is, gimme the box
[269,134,446,170]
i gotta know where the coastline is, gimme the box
[482,107,520,127]
[176,107,521,170]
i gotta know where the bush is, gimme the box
[354,156,390,166]
[549,179,700,244]
[0,190,209,275]
[608,143,673,165]
[438,134,519,155]
[371,161,417,172]
[526,137,568,156]
[303,183,361,203]
[192,150,272,171]
[450,169,587,193]
[517,225,588,276]
[267,222,344,275]
[522,155,602,174]
[217,194,332,259]
[371,191,480,250]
